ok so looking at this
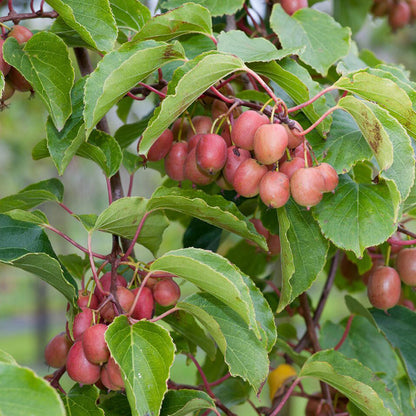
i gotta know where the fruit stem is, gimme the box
[187,353,215,398]
[127,269,157,316]
[385,244,392,266]
[387,237,416,246]
[106,177,113,205]
[87,232,107,297]
[58,202,74,215]
[138,82,166,98]
[287,86,338,113]
[334,315,354,350]
[269,378,301,416]
[208,373,231,387]
[210,86,234,104]
[126,91,146,101]
[298,106,339,137]
[150,306,180,322]
[127,174,134,197]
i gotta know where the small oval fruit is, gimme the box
[100,286,135,322]
[165,141,188,182]
[73,308,94,340]
[153,279,181,306]
[223,146,251,184]
[184,147,216,185]
[290,167,325,207]
[171,118,190,140]
[196,133,227,174]
[279,157,305,179]
[280,0,308,15]
[254,123,289,165]
[144,129,174,162]
[131,286,154,320]
[82,324,109,365]
[44,332,72,368]
[396,248,416,285]
[66,341,101,385]
[284,121,304,149]
[259,171,290,208]
[389,1,411,29]
[367,266,401,310]
[316,163,338,193]
[8,25,33,43]
[187,115,212,138]
[233,158,268,197]
[94,272,127,302]
[77,290,99,309]
[231,110,269,150]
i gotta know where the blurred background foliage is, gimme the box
[0,0,414,414]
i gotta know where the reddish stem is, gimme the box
[244,67,281,109]
[243,4,262,33]
[1,10,57,22]
[151,307,180,322]
[210,86,234,104]
[209,35,217,45]
[106,177,113,205]
[138,82,166,98]
[334,315,354,351]
[58,202,74,215]
[128,270,155,316]
[7,0,14,13]
[215,73,240,90]
[265,280,281,296]
[127,91,146,101]
[288,86,337,113]
[127,174,134,197]
[388,237,416,246]
[187,353,215,398]
[247,73,259,90]
[30,0,35,13]
[270,378,301,416]
[208,373,231,387]
[87,233,107,297]
[39,0,45,12]
[298,106,339,136]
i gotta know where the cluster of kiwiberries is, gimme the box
[0,25,34,105]
[140,108,338,210]
[371,0,416,29]
[44,271,180,389]
[342,247,416,311]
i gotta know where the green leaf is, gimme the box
[46,78,86,175]
[114,117,152,149]
[335,71,416,138]
[225,239,267,276]
[249,61,328,136]
[179,293,269,392]
[345,295,377,327]
[0,362,65,416]
[217,30,302,63]
[148,186,268,250]
[58,254,89,281]
[160,390,215,416]
[3,33,74,130]
[160,0,244,16]
[134,3,213,42]
[277,199,329,312]
[310,110,372,174]
[150,247,260,336]
[212,377,251,408]
[62,384,104,416]
[403,181,416,214]
[313,175,397,257]
[372,306,416,387]
[5,209,49,226]
[110,0,151,37]
[300,350,401,416]
[44,0,117,52]
[140,52,244,155]
[123,150,142,175]
[0,214,77,303]
[160,308,216,358]
[105,316,175,416]
[98,394,131,416]
[0,349,17,364]
[270,5,351,76]
[274,339,307,367]
[76,129,122,177]
[338,96,393,171]
[83,40,185,133]
[333,0,372,34]
[0,178,64,213]
[94,197,169,256]
[50,18,92,49]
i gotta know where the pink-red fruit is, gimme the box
[280,0,308,15]
[184,147,216,185]
[259,171,290,208]
[153,279,181,306]
[66,341,101,385]
[82,324,110,365]
[131,286,154,320]
[284,122,304,148]
[389,1,411,29]
[233,159,268,197]
[44,332,72,368]
[106,357,124,389]
[396,248,416,285]
[100,286,135,322]
[279,157,305,179]
[94,272,127,302]
[290,167,325,207]
[223,146,251,185]
[8,25,33,43]
[196,134,227,174]
[165,141,188,181]
[145,129,174,162]
[316,163,338,192]
[73,308,94,340]
[367,266,401,310]
[254,124,289,165]
[231,110,269,150]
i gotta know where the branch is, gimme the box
[0,10,58,23]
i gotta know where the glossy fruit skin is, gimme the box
[231,110,269,150]
[94,272,127,302]
[101,364,122,391]
[153,279,181,306]
[8,25,33,43]
[396,248,416,285]
[165,141,188,182]
[233,158,268,197]
[284,121,304,148]
[389,1,411,29]
[187,134,203,152]
[254,124,289,165]
[187,115,212,138]
[73,308,94,340]
[280,0,308,15]
[82,324,109,365]
[290,167,325,207]
[77,290,99,309]
[279,157,305,179]
[292,141,312,167]
[145,129,174,162]
[106,357,124,389]
[171,118,190,140]
[101,286,135,322]
[66,341,101,385]
[131,286,154,320]
[221,124,232,147]
[196,133,227,174]
[223,146,251,184]
[367,266,401,310]
[184,147,216,185]
[44,332,72,368]
[316,163,338,192]
[259,171,290,208]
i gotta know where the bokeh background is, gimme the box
[0,0,414,414]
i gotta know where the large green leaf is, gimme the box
[160,0,244,16]
[179,293,269,392]
[110,0,151,36]
[333,0,372,34]
[217,30,302,63]
[76,130,123,177]
[313,175,397,257]
[277,199,329,312]
[310,110,372,174]
[61,384,104,416]
[338,96,393,171]
[114,117,152,149]
[147,186,268,250]
[106,317,175,416]
[371,306,416,387]
[83,40,185,133]
[0,214,77,304]
[300,350,401,416]
[94,197,169,256]
[45,0,117,52]
[3,33,74,130]
[139,52,245,155]
[160,390,215,416]
[50,18,93,49]
[270,5,351,76]
[150,248,259,336]
[249,61,328,135]
[46,78,86,175]
[134,3,213,42]
[0,362,65,416]
[335,71,416,138]
[0,179,63,213]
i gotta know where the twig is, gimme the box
[269,378,301,416]
[334,315,354,351]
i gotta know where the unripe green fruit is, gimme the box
[396,248,416,285]
[44,332,72,368]
[82,324,109,365]
[233,158,268,197]
[259,171,290,208]
[231,110,269,150]
[367,266,401,310]
[1,81,15,102]
[253,124,289,165]
[66,341,101,385]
